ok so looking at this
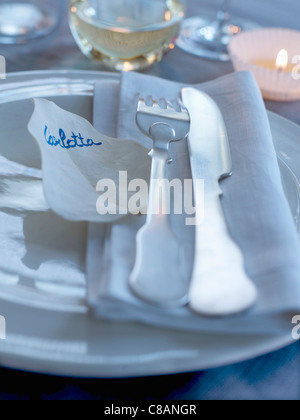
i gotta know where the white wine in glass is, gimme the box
[69,0,186,71]
[177,0,258,61]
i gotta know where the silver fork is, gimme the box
[129,97,191,307]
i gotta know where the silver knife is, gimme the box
[181,87,257,316]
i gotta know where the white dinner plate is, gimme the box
[0,70,299,378]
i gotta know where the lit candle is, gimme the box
[276,49,289,70]
[252,49,295,73]
[228,27,300,101]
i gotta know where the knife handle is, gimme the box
[189,186,258,316]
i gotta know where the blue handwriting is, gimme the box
[44,126,102,149]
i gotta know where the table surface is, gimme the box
[0,0,300,401]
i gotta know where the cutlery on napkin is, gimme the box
[87,71,300,334]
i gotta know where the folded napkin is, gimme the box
[87,71,300,335]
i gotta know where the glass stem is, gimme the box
[217,0,231,34]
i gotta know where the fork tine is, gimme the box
[137,96,190,124]
[145,96,154,107]
[137,98,146,109]
[152,101,161,109]
[169,99,182,112]
[177,98,189,114]
[158,98,168,109]
[139,97,188,112]
[166,101,172,110]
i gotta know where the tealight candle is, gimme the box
[228,28,300,102]
[252,49,295,73]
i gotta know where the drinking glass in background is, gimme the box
[69,0,186,71]
[177,0,258,62]
[0,0,63,44]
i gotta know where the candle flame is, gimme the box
[276,49,289,70]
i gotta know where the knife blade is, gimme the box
[181,87,257,316]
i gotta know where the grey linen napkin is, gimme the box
[87,71,300,335]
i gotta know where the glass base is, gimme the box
[177,16,259,62]
[0,3,56,44]
[92,50,165,72]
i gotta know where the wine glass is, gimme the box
[0,0,63,44]
[176,0,258,62]
[69,0,186,71]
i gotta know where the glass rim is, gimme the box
[70,0,185,33]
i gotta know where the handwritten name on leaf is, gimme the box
[44,126,102,149]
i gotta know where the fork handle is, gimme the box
[146,122,175,224]
[147,148,171,224]
[130,147,189,307]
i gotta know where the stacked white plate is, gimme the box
[0,71,299,377]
